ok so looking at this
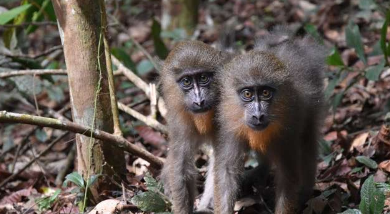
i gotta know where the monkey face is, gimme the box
[177,71,217,113]
[238,86,275,130]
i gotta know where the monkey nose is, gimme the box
[252,114,266,124]
[193,100,205,107]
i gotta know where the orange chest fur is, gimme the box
[191,110,214,135]
[237,122,281,153]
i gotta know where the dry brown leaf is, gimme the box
[379,160,390,173]
[350,132,369,152]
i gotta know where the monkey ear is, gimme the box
[254,25,294,51]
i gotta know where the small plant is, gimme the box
[63,172,101,212]
[35,189,61,211]
[341,175,386,214]
[131,173,172,213]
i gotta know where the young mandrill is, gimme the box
[159,40,230,213]
[213,32,326,214]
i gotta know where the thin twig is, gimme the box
[112,57,167,117]
[0,69,67,78]
[118,102,168,134]
[0,132,69,189]
[0,45,63,59]
[0,111,164,168]
[99,0,122,136]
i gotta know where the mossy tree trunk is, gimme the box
[52,0,126,204]
[162,0,199,36]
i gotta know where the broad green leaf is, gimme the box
[111,47,137,72]
[332,91,344,111]
[318,139,332,156]
[326,47,344,66]
[144,173,164,193]
[341,209,362,214]
[63,172,85,188]
[0,4,31,25]
[87,174,101,188]
[136,59,154,75]
[304,24,324,44]
[359,0,376,9]
[151,19,169,59]
[36,189,60,211]
[351,166,363,173]
[47,87,65,103]
[359,175,385,214]
[380,11,390,65]
[35,129,48,142]
[131,191,168,212]
[376,182,390,193]
[365,61,385,81]
[346,23,367,65]
[356,156,378,169]
[161,28,187,41]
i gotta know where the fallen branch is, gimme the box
[0,111,164,169]
[0,132,69,189]
[118,102,168,134]
[0,69,67,78]
[112,56,167,117]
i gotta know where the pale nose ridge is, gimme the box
[194,99,205,107]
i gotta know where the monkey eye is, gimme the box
[180,77,192,88]
[199,74,210,85]
[240,89,254,102]
[261,89,273,100]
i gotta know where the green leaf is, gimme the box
[0,4,31,25]
[346,23,367,65]
[359,175,385,214]
[356,156,378,169]
[136,59,154,75]
[365,61,385,81]
[161,28,187,41]
[35,189,60,211]
[332,91,344,111]
[87,174,101,188]
[47,87,65,103]
[326,47,344,66]
[63,172,85,188]
[341,209,362,214]
[351,166,363,173]
[318,139,332,157]
[144,173,164,193]
[304,24,324,44]
[35,129,48,142]
[131,191,169,212]
[359,0,376,10]
[151,19,169,59]
[111,48,137,72]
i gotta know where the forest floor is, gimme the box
[1,0,390,213]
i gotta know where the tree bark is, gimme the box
[161,0,199,36]
[51,0,126,204]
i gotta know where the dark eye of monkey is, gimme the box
[261,89,273,100]
[240,89,254,102]
[199,74,211,86]
[180,77,192,89]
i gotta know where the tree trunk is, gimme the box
[161,0,199,36]
[51,0,126,204]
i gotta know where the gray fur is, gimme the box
[214,30,326,213]
[159,40,231,214]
